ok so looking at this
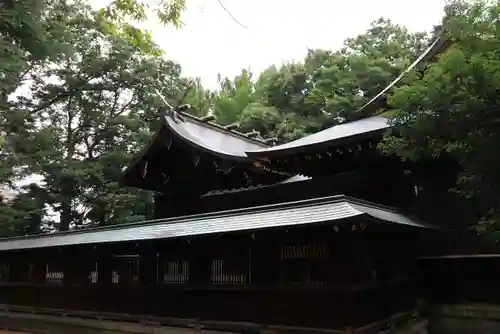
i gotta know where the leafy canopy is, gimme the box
[380,0,500,235]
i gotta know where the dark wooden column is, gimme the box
[10,251,30,282]
[32,248,47,283]
[190,238,210,286]
[5,251,17,283]
[63,246,76,285]
[97,246,112,285]
[139,242,158,285]
[250,233,277,287]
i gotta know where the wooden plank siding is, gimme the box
[0,222,422,329]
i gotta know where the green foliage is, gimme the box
[96,0,186,57]
[0,0,184,234]
[186,19,430,143]
[380,0,500,234]
[102,0,186,28]
[0,184,48,237]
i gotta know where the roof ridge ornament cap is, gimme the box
[245,130,260,138]
[161,105,185,124]
[176,104,191,112]
[224,123,239,130]
[264,137,278,144]
[200,115,216,122]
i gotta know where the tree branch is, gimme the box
[88,93,137,151]
[218,0,247,29]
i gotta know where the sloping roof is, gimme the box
[202,174,311,196]
[164,113,266,159]
[0,196,434,251]
[119,111,274,189]
[245,116,390,157]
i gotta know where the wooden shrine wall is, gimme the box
[154,170,479,231]
[0,222,422,329]
[154,169,417,220]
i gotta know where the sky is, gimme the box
[133,0,447,89]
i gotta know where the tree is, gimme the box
[0,0,76,223]
[185,19,430,144]
[209,19,429,142]
[212,70,255,126]
[380,0,500,236]
[1,0,186,233]
[102,0,186,28]
[185,69,282,139]
[0,183,49,237]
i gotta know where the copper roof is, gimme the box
[0,195,434,251]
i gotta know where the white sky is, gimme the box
[134,0,446,89]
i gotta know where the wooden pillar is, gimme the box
[190,239,210,286]
[253,232,281,287]
[6,251,16,283]
[63,246,75,285]
[0,251,10,283]
[32,249,47,283]
[11,251,29,282]
[139,242,158,286]
[97,246,112,285]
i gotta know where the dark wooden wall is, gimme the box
[0,222,422,329]
[154,168,417,220]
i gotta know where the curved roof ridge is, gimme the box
[164,114,263,160]
[362,33,449,116]
[178,111,269,147]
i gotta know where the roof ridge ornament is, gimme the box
[200,115,216,122]
[154,82,193,124]
[245,130,260,138]
[224,123,239,130]
[161,106,184,124]
[264,137,278,145]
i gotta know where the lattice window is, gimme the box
[163,260,189,284]
[279,242,329,286]
[211,259,247,285]
[111,257,139,285]
[45,264,64,284]
[89,270,98,283]
[112,270,120,284]
[0,263,9,282]
[88,261,98,283]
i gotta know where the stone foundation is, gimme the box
[0,308,429,334]
[0,311,232,334]
[428,304,500,334]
